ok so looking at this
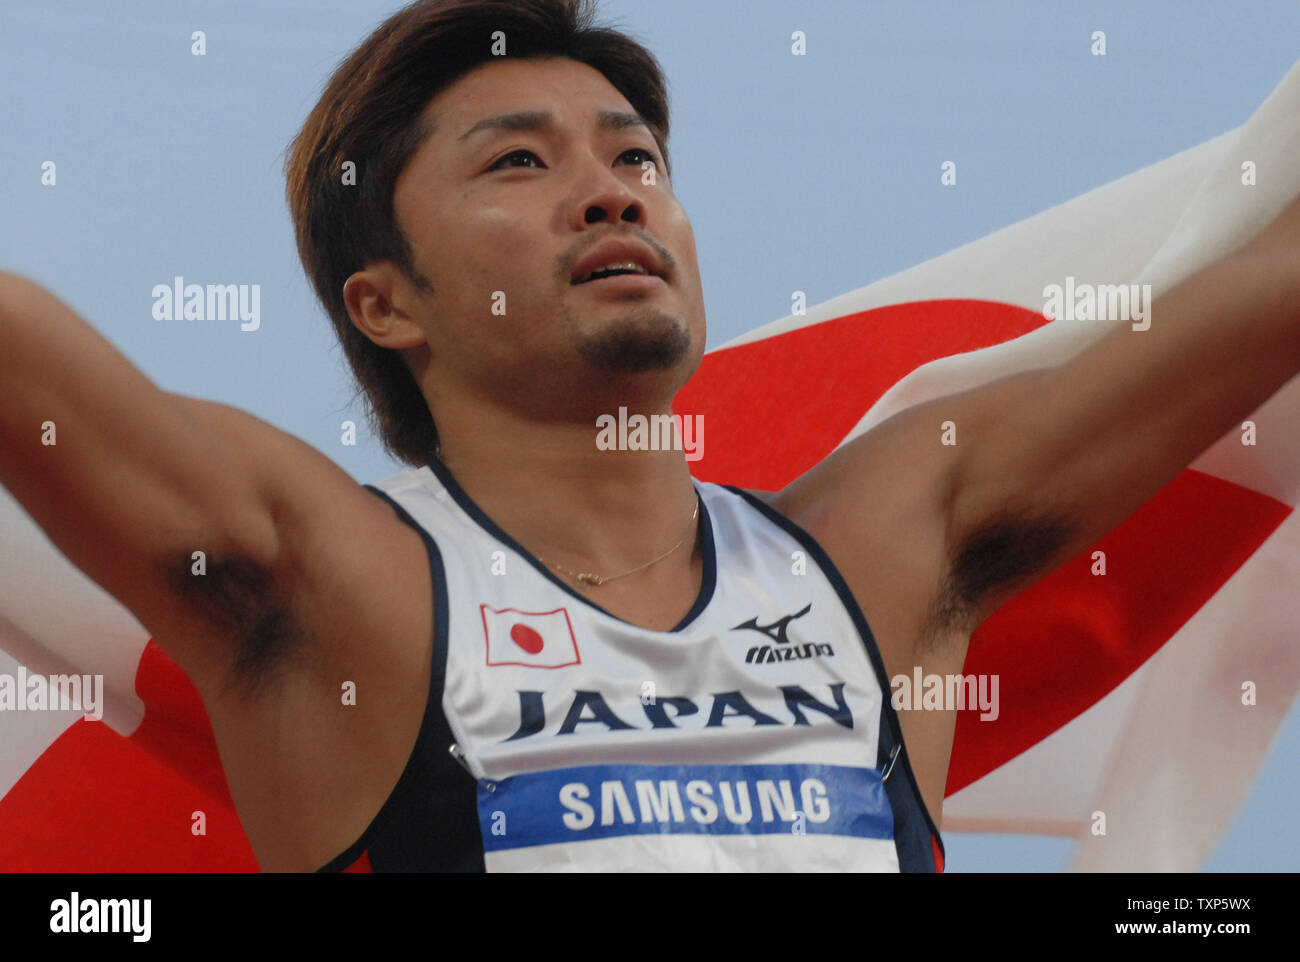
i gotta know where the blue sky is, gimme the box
[2,0,1298,870]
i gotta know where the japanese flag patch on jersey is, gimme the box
[481,605,581,669]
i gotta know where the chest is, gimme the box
[438,548,899,870]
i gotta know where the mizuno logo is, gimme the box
[732,604,834,664]
[732,603,812,645]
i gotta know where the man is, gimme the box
[1,0,1297,871]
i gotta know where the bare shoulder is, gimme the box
[168,394,436,869]
[762,401,962,673]
[164,392,428,685]
[761,403,975,829]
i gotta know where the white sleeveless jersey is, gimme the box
[319,459,943,873]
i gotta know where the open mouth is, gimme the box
[572,262,655,284]
[571,270,665,295]
[569,238,668,286]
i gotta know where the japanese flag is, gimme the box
[481,605,581,669]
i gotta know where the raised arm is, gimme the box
[775,193,1300,676]
[941,196,1300,630]
[0,273,301,687]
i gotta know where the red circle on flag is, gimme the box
[509,623,545,654]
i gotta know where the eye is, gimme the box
[488,149,545,170]
[487,147,661,173]
[620,147,660,167]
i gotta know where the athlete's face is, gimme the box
[384,57,706,420]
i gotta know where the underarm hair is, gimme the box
[928,511,1075,642]
[163,553,306,700]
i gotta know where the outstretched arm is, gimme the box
[941,195,1300,630]
[0,274,289,687]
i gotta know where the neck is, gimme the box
[433,399,701,580]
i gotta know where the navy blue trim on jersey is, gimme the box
[423,456,717,632]
[722,485,945,872]
[317,484,485,872]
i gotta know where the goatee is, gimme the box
[574,308,691,373]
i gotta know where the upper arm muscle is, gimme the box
[0,277,287,679]
[948,254,1300,625]
[157,394,394,692]
[0,275,378,687]
[775,366,1068,652]
[772,394,962,665]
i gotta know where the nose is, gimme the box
[569,160,647,230]
[584,200,641,225]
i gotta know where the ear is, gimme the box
[343,264,430,350]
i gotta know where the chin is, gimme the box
[575,308,693,374]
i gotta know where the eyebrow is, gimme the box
[457,109,650,144]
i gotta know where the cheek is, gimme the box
[464,206,552,284]
[664,203,699,265]
[671,221,704,295]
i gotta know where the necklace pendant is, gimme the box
[576,572,602,588]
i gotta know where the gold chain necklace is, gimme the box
[537,500,699,589]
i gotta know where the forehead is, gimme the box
[420,57,639,142]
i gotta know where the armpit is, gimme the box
[162,551,308,700]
